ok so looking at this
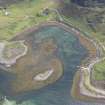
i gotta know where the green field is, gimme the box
[92,60,105,80]
[0,0,57,40]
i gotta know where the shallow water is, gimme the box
[0,26,103,105]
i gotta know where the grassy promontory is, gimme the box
[71,70,105,103]
[0,40,27,67]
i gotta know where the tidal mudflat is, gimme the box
[0,22,99,105]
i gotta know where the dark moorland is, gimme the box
[0,0,24,6]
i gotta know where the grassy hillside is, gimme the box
[0,0,57,40]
